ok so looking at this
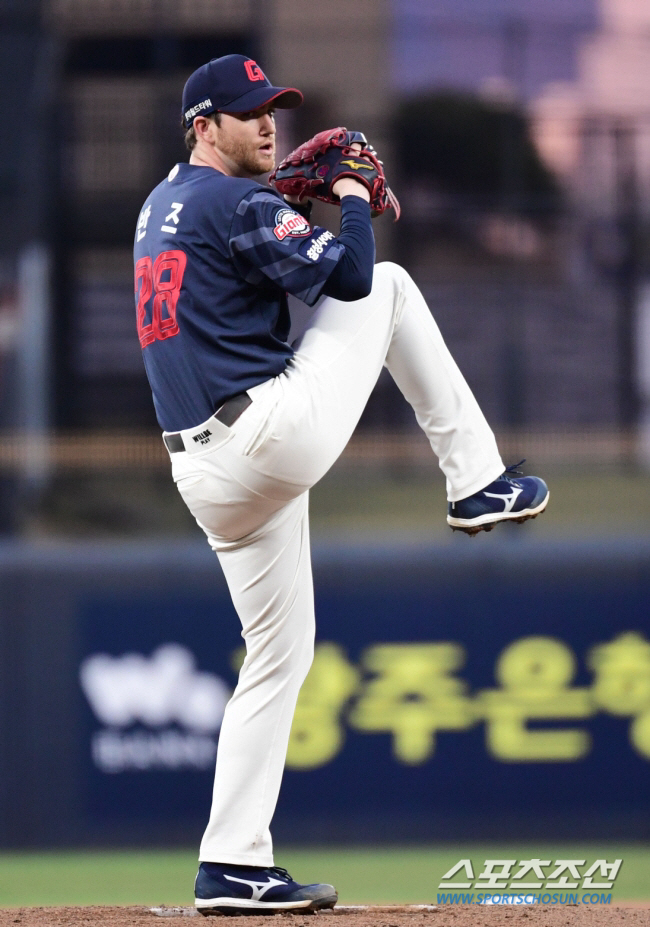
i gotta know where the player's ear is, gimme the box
[194,115,217,141]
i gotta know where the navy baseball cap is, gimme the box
[182,54,303,128]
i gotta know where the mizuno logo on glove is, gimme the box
[340,159,374,170]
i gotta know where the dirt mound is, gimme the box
[1,905,649,927]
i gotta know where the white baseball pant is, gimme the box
[168,262,504,866]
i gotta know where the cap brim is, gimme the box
[220,86,303,113]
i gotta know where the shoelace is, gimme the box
[269,867,293,882]
[504,459,526,478]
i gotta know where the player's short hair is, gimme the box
[183,112,221,151]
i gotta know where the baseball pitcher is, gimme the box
[133,54,549,915]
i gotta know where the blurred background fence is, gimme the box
[1,0,650,851]
[2,1,650,481]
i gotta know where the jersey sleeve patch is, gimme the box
[273,207,312,240]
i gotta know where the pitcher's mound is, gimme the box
[0,905,648,927]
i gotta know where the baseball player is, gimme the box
[133,54,548,915]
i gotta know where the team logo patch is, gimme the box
[302,230,335,262]
[273,208,311,241]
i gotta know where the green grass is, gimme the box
[0,844,648,907]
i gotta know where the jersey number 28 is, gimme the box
[135,250,187,348]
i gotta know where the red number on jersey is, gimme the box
[135,256,153,348]
[135,249,187,348]
[152,250,186,341]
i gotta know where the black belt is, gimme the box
[164,392,252,454]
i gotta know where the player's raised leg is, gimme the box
[379,264,549,533]
[247,261,547,533]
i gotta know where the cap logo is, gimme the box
[184,97,213,124]
[244,60,265,82]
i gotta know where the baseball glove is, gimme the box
[270,127,401,220]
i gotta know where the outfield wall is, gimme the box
[1,537,649,848]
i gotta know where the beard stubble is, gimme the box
[219,132,275,177]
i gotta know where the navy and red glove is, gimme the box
[270,127,400,220]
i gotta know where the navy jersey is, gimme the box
[134,163,344,432]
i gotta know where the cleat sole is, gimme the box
[196,894,338,917]
[447,493,549,535]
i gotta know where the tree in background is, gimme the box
[394,92,560,216]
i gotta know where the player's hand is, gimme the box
[331,176,371,201]
[332,144,370,201]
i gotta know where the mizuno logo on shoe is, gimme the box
[484,486,523,513]
[223,875,286,901]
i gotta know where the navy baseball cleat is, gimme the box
[194,861,338,915]
[447,461,549,536]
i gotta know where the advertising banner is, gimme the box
[1,539,650,845]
